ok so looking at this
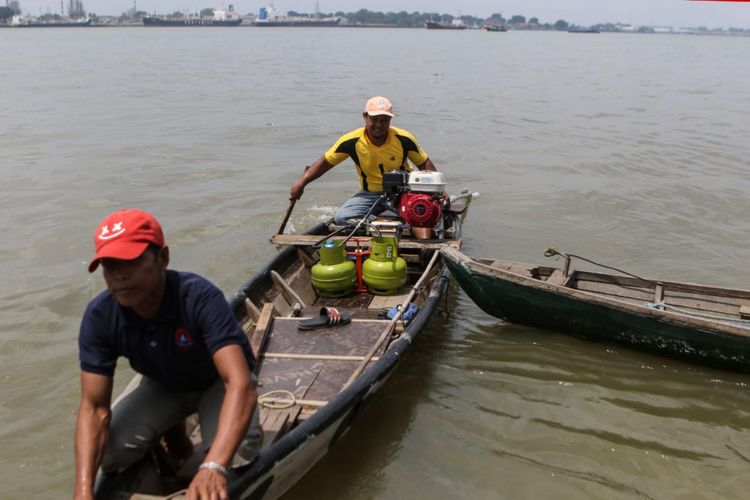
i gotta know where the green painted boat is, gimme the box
[441,246,750,372]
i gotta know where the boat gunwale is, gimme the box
[441,247,750,338]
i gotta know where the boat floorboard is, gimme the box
[257,317,390,409]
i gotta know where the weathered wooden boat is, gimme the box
[425,20,466,30]
[94,191,474,499]
[442,246,750,372]
[483,24,507,32]
[568,27,600,33]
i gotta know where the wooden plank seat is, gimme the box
[270,233,460,250]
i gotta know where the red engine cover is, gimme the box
[399,192,442,227]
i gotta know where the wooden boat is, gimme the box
[483,24,507,32]
[94,197,473,499]
[568,27,600,33]
[424,20,466,30]
[441,246,750,372]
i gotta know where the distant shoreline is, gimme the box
[2,23,749,36]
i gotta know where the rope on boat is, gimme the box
[544,247,655,285]
[546,247,750,327]
[258,390,297,409]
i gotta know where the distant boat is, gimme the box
[143,16,242,26]
[251,3,340,27]
[10,15,92,27]
[568,27,600,33]
[483,24,507,32]
[251,16,340,27]
[143,6,243,27]
[425,19,466,30]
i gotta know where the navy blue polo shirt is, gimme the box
[79,270,255,392]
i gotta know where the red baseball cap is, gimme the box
[88,209,165,272]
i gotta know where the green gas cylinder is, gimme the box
[311,240,356,297]
[363,236,407,295]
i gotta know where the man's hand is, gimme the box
[74,372,113,500]
[288,159,333,201]
[186,468,228,500]
[289,180,304,201]
[187,345,255,499]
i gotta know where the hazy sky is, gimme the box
[18,0,750,28]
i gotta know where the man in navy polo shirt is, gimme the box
[74,209,260,500]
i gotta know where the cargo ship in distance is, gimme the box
[143,5,242,26]
[424,19,466,30]
[251,3,341,27]
[9,15,92,27]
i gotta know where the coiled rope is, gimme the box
[258,390,297,409]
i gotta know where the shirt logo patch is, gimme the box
[174,327,194,350]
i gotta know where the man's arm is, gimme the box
[187,344,256,500]
[74,372,113,500]
[289,156,335,200]
[417,158,437,172]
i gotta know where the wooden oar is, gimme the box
[277,198,297,235]
[277,166,311,235]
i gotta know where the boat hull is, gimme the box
[143,17,243,26]
[442,248,750,372]
[230,260,449,498]
[251,18,340,27]
[424,21,466,30]
[12,19,91,27]
[226,220,453,498]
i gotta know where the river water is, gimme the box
[1,27,749,499]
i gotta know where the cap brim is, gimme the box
[88,241,149,272]
[367,111,395,118]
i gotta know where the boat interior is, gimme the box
[249,215,461,452]
[478,257,750,323]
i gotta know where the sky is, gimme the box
[16,0,750,28]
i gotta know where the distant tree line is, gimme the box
[279,9,573,29]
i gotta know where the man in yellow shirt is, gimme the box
[289,96,439,224]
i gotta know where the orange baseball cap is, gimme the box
[364,96,395,117]
[88,209,165,272]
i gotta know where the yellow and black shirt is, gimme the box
[324,126,430,193]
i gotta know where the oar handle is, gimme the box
[278,165,311,235]
[277,198,297,235]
